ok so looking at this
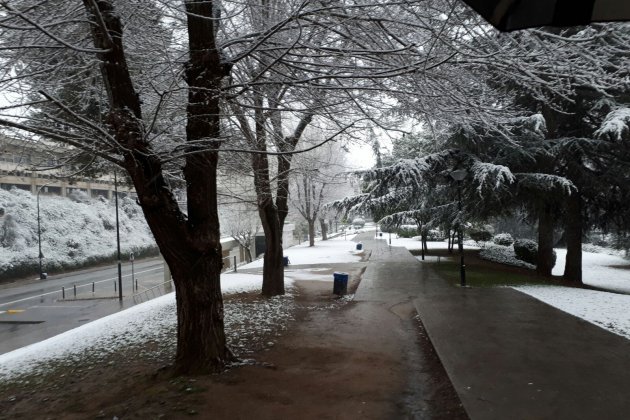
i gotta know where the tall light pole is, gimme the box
[450,169,468,287]
[36,183,52,280]
[114,171,123,301]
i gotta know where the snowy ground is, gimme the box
[241,234,363,268]
[0,235,365,380]
[516,248,630,340]
[390,235,630,341]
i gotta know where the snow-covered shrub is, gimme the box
[1,214,22,249]
[0,188,156,281]
[396,225,418,238]
[479,244,536,270]
[514,239,538,264]
[514,239,556,267]
[493,233,514,246]
[351,217,365,228]
[426,229,444,241]
[68,189,90,203]
[469,227,493,243]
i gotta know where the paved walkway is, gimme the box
[355,232,630,420]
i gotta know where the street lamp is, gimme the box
[450,169,468,287]
[130,252,136,292]
[36,183,52,280]
[114,171,123,301]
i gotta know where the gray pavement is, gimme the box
[354,232,630,420]
[0,257,167,354]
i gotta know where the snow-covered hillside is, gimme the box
[0,188,155,280]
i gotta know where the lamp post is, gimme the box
[36,183,52,280]
[114,171,123,301]
[450,169,468,287]
[130,252,135,292]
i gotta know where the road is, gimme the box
[0,257,168,355]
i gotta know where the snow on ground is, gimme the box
[517,249,630,340]
[553,248,630,293]
[0,234,361,380]
[514,286,630,340]
[241,235,363,268]
[0,271,294,380]
[386,235,630,342]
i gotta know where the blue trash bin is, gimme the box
[283,256,290,267]
[333,272,349,295]
[356,243,363,251]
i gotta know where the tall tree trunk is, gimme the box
[83,0,233,374]
[320,218,328,241]
[537,204,555,277]
[252,93,285,297]
[564,191,583,283]
[308,219,316,247]
[259,203,284,296]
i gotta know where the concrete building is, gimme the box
[0,134,134,198]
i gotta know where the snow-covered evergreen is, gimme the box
[0,189,155,280]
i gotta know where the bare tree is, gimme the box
[221,201,260,263]
[0,0,234,374]
[290,138,350,246]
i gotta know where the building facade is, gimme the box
[0,134,133,198]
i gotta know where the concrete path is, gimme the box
[355,232,630,420]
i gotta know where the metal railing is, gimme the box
[132,280,174,305]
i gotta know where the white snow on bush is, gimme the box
[479,243,536,270]
[0,188,155,276]
[595,107,630,141]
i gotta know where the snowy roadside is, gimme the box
[0,236,364,381]
[388,235,630,342]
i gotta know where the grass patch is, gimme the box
[411,249,555,288]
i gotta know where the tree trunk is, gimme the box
[171,258,231,374]
[82,0,233,374]
[447,228,452,252]
[261,216,284,296]
[308,219,316,247]
[250,91,285,297]
[564,192,583,283]
[320,218,328,241]
[537,204,555,277]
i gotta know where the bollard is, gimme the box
[234,256,237,272]
[135,279,138,291]
[92,282,95,293]
[73,284,76,298]
[62,286,65,299]
[114,281,117,292]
